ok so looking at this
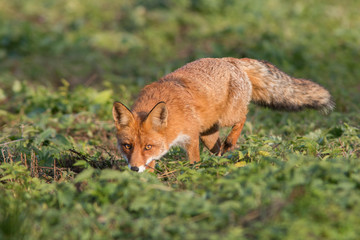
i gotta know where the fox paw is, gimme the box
[220,141,238,155]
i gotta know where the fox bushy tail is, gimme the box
[225,58,335,114]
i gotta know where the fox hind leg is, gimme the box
[221,117,246,155]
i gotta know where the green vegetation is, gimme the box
[0,0,359,239]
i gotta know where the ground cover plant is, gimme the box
[0,0,359,239]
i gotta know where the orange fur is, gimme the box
[113,58,334,172]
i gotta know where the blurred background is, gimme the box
[0,0,359,112]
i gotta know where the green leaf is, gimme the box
[73,160,90,168]
[99,169,123,180]
[93,89,113,104]
[0,88,6,101]
[238,151,244,160]
[34,128,56,145]
[52,134,72,149]
[57,184,76,207]
[12,80,22,93]
[234,161,246,168]
[74,168,95,182]
[0,174,15,181]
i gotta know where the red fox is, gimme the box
[113,58,334,172]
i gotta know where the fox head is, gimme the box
[112,101,168,172]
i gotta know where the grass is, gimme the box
[0,0,360,239]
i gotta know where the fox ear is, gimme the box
[112,102,134,128]
[145,102,168,130]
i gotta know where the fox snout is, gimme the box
[129,165,147,172]
[130,166,139,172]
[127,157,157,172]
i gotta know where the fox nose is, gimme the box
[130,166,139,172]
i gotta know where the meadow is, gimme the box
[0,0,359,239]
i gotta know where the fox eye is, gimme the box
[123,144,132,150]
[144,145,152,150]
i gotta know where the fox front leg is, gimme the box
[185,136,201,164]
